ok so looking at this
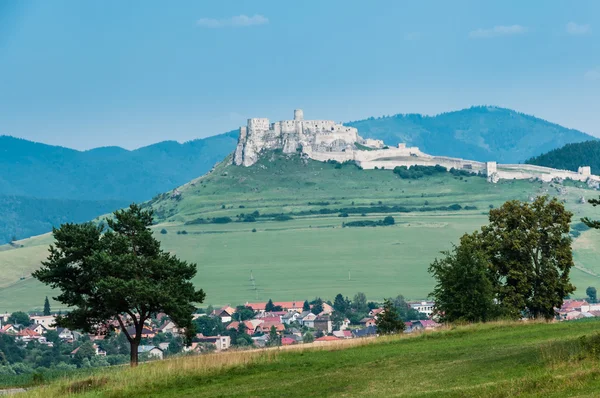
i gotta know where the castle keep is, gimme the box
[234,110,600,186]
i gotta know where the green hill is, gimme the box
[24,320,600,397]
[0,132,238,202]
[526,140,600,175]
[347,106,596,163]
[2,152,600,312]
[0,196,129,244]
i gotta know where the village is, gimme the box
[0,295,596,369]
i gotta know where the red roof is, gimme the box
[17,329,40,337]
[245,301,304,311]
[281,337,296,345]
[315,335,340,342]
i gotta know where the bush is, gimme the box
[252,228,257,233]
[273,214,293,221]
[212,217,232,224]
[160,229,167,234]
[382,216,395,226]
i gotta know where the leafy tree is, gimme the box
[43,297,51,316]
[267,326,281,347]
[232,306,255,321]
[392,295,427,321]
[74,341,96,366]
[376,299,405,335]
[303,332,314,343]
[311,298,324,315]
[8,312,31,327]
[481,197,574,320]
[352,292,369,314]
[587,287,597,304]
[193,316,224,336]
[33,204,205,367]
[333,294,350,314]
[303,300,310,312]
[382,216,395,226]
[265,299,275,312]
[582,196,600,230]
[429,197,575,322]
[429,233,497,323]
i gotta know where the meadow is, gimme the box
[21,319,600,397]
[1,153,599,312]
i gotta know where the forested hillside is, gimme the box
[0,131,238,201]
[0,196,128,243]
[347,106,595,163]
[525,140,600,175]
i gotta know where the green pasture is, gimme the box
[1,154,599,312]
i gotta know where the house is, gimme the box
[0,324,17,335]
[413,320,441,330]
[314,335,340,343]
[226,320,257,334]
[126,326,156,339]
[138,345,163,360]
[560,300,590,314]
[30,315,56,330]
[408,301,435,317]
[255,322,285,334]
[251,334,269,348]
[281,337,296,346]
[195,335,231,351]
[27,324,47,335]
[281,312,301,325]
[298,312,317,328]
[158,321,179,335]
[369,308,385,319]
[70,344,106,357]
[314,315,333,334]
[16,328,46,343]
[282,334,303,344]
[333,330,353,339]
[352,326,377,338]
[57,327,82,342]
[212,306,236,323]
[245,301,305,313]
[286,327,303,337]
[320,303,334,315]
[340,318,351,330]
[359,318,377,327]
[158,342,170,351]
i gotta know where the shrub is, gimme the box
[212,217,232,224]
[160,229,167,235]
[252,228,257,233]
[382,216,395,225]
[273,215,293,221]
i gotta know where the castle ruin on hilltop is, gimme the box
[233,110,600,186]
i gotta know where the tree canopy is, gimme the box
[33,204,205,366]
[375,299,405,335]
[429,197,574,322]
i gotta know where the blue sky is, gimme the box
[1,0,599,149]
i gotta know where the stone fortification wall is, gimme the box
[233,110,600,187]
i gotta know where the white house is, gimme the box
[298,312,317,328]
[30,315,57,330]
[408,301,435,317]
[138,345,164,360]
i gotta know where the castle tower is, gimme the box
[294,109,304,121]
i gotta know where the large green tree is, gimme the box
[482,197,574,320]
[375,299,405,335]
[429,233,497,323]
[429,197,574,322]
[33,204,205,366]
[43,296,51,316]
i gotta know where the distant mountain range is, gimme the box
[526,140,600,175]
[0,106,597,243]
[347,106,595,164]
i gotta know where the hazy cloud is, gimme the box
[197,14,268,28]
[469,25,528,39]
[566,22,591,35]
[585,68,600,81]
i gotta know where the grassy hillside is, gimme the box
[0,132,238,202]
[24,320,600,397]
[526,140,600,175]
[347,106,596,163]
[0,196,129,243]
[2,152,599,312]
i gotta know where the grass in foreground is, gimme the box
[23,319,600,397]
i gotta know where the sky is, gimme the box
[1,0,599,150]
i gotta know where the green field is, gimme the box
[24,320,600,397]
[1,153,599,312]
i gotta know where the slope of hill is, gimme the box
[347,106,596,163]
[0,131,238,202]
[3,152,599,312]
[24,320,600,397]
[526,140,600,175]
[0,195,129,244]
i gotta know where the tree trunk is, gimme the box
[130,340,139,367]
